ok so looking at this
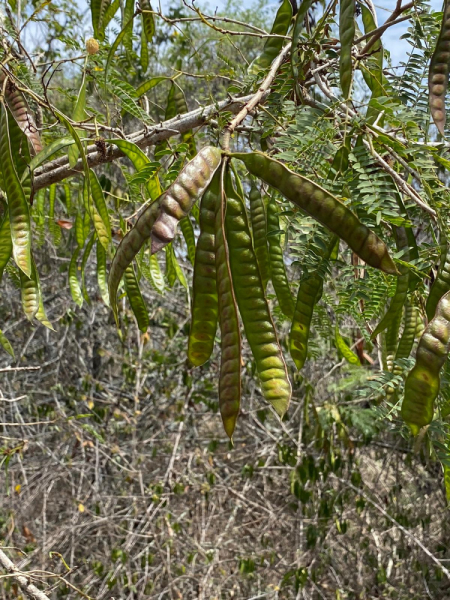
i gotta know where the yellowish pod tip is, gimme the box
[86,38,100,55]
[407,421,420,436]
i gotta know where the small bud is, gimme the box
[86,38,100,55]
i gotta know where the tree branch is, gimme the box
[32,93,267,191]
[0,548,51,600]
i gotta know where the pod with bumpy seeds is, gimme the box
[372,227,410,338]
[151,146,221,254]
[188,170,220,367]
[231,151,398,275]
[426,235,450,321]
[339,0,355,98]
[401,290,450,434]
[394,300,419,365]
[249,183,270,290]
[267,197,296,319]
[215,163,241,439]
[289,274,323,370]
[384,308,402,373]
[225,169,291,418]
[428,1,450,135]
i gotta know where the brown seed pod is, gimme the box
[428,1,450,135]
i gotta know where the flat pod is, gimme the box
[231,151,398,276]
[401,291,450,434]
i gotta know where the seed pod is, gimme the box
[0,70,42,156]
[0,212,12,282]
[215,164,241,439]
[0,102,32,277]
[248,183,270,290]
[428,1,450,135]
[141,0,155,42]
[266,198,296,319]
[225,170,291,418]
[248,0,292,74]
[372,227,410,338]
[402,290,450,434]
[231,151,398,275]
[289,235,336,370]
[0,327,14,358]
[384,308,402,373]
[394,300,419,365]
[339,0,355,98]
[426,235,450,321]
[151,146,221,254]
[290,274,323,370]
[188,171,220,367]
[180,216,196,264]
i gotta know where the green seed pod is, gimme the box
[339,0,355,98]
[231,151,398,275]
[225,170,291,418]
[124,263,149,332]
[289,274,323,370]
[428,1,450,135]
[215,164,241,439]
[248,183,270,290]
[289,235,337,370]
[394,300,419,366]
[266,198,296,319]
[248,0,292,74]
[188,171,220,367]
[151,146,222,253]
[372,227,410,338]
[401,290,450,434]
[426,234,450,321]
[384,308,402,373]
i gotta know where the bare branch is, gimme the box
[0,549,51,600]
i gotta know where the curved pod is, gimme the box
[231,151,398,275]
[428,1,450,135]
[401,291,450,434]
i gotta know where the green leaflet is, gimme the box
[225,170,291,419]
[81,234,96,303]
[96,240,110,306]
[139,250,165,294]
[371,227,409,338]
[141,0,155,42]
[140,17,149,71]
[75,210,85,249]
[339,0,355,98]
[124,263,149,332]
[105,16,135,84]
[69,247,83,307]
[291,0,314,88]
[24,137,75,180]
[91,0,112,40]
[335,325,360,365]
[64,183,73,214]
[249,0,292,74]
[89,170,112,249]
[136,77,167,98]
[180,217,196,264]
[108,138,161,200]
[0,103,32,277]
[165,244,177,288]
[68,74,87,168]
[123,0,135,51]
[165,82,196,157]
[0,327,14,358]
[266,198,295,319]
[0,211,12,281]
[361,5,384,124]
